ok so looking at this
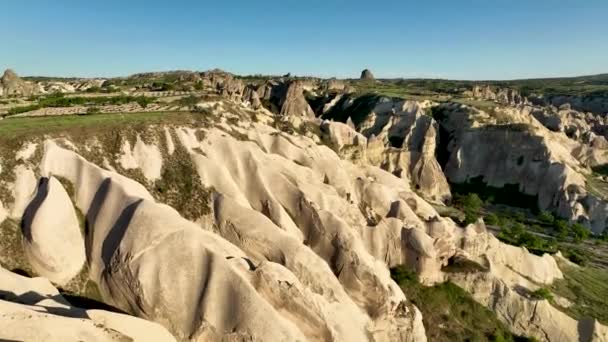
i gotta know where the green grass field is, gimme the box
[551,261,608,324]
[0,111,205,141]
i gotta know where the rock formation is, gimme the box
[320,95,452,203]
[0,266,176,341]
[0,69,40,97]
[471,84,526,105]
[21,176,86,285]
[436,102,608,234]
[360,69,375,81]
[279,81,315,118]
[0,76,607,341]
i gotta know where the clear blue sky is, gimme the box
[2,0,607,80]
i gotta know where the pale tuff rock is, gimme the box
[471,84,526,105]
[0,98,605,340]
[15,142,38,161]
[322,93,345,114]
[280,81,316,118]
[117,136,163,181]
[0,266,176,342]
[460,221,563,286]
[325,78,346,91]
[243,85,262,109]
[438,104,608,234]
[9,164,38,219]
[200,69,245,101]
[335,98,451,202]
[21,176,86,285]
[31,137,429,341]
[39,141,309,341]
[320,120,367,159]
[0,69,40,97]
[0,68,108,98]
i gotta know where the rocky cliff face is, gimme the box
[0,98,598,341]
[436,103,608,234]
[319,95,452,203]
[279,81,316,118]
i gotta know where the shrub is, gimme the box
[538,211,555,225]
[485,213,499,226]
[554,220,570,240]
[135,96,153,108]
[562,248,588,266]
[455,193,483,225]
[571,223,590,242]
[390,265,419,286]
[513,211,526,222]
[530,287,553,301]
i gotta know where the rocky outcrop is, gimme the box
[0,69,40,97]
[471,85,526,105]
[360,69,375,81]
[0,266,176,342]
[279,81,315,118]
[5,133,428,341]
[21,176,86,285]
[325,78,346,91]
[437,103,608,234]
[200,69,245,101]
[530,105,608,141]
[0,98,605,340]
[324,97,452,203]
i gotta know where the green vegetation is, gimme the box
[537,211,554,225]
[391,266,534,342]
[497,221,557,255]
[560,247,590,266]
[0,218,32,275]
[453,193,483,225]
[449,176,604,265]
[529,287,553,301]
[585,166,608,202]
[0,112,203,141]
[6,93,156,115]
[451,177,539,212]
[551,261,608,324]
[153,136,213,220]
[349,73,608,99]
[351,80,454,101]
[496,73,608,98]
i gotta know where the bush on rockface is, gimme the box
[530,287,553,301]
[454,193,483,225]
[537,211,555,225]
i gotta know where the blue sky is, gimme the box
[2,0,607,80]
